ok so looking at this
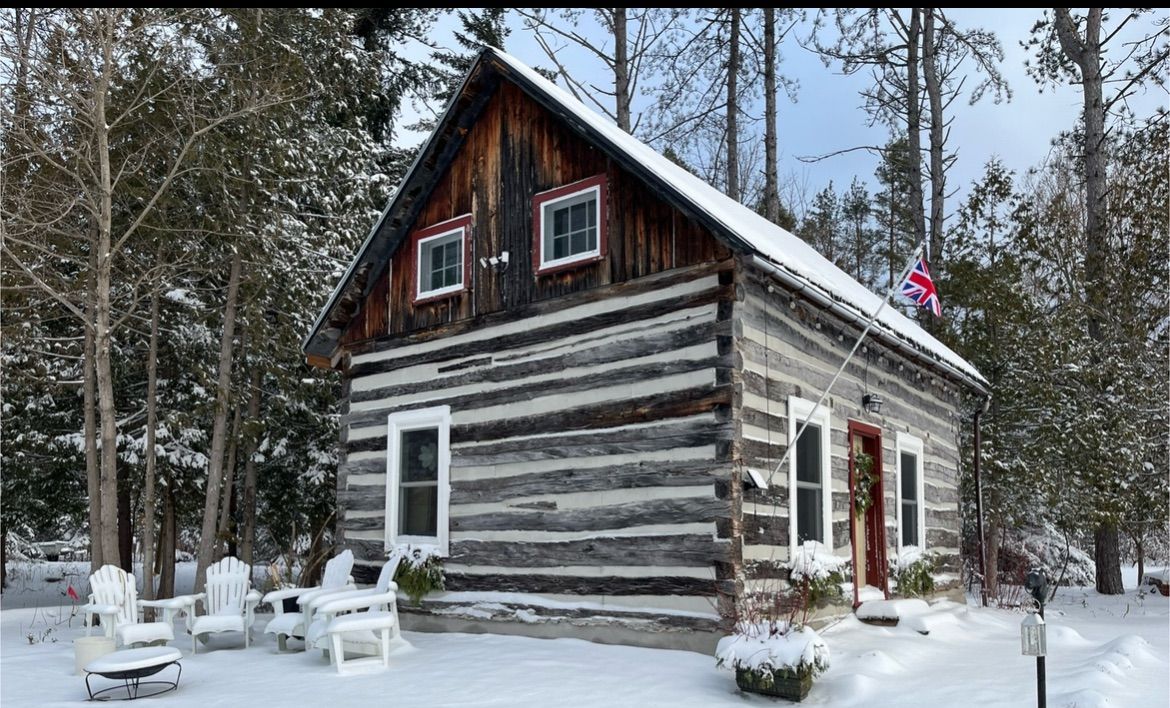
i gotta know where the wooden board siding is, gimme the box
[340,81,729,347]
[733,261,964,589]
[337,263,737,625]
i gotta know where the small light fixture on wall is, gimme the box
[478,250,510,273]
[862,393,883,414]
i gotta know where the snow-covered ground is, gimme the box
[1,562,1166,707]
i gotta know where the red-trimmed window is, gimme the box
[531,174,607,275]
[411,214,471,305]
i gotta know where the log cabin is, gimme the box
[303,48,988,652]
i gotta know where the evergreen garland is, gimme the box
[853,451,878,515]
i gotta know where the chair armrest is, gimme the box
[263,586,319,604]
[139,595,198,629]
[315,589,398,617]
[244,589,262,627]
[296,584,357,608]
[139,596,198,611]
[82,603,122,617]
[305,587,374,612]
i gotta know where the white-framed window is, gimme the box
[532,174,607,274]
[385,405,451,555]
[895,432,926,550]
[788,396,833,550]
[412,214,470,303]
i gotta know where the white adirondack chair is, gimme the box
[304,553,403,658]
[183,557,262,653]
[83,565,176,648]
[262,550,355,651]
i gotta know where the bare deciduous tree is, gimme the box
[518,8,682,134]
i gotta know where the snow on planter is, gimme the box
[716,623,830,677]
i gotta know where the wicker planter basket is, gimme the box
[735,666,814,701]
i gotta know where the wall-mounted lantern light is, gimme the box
[862,393,883,414]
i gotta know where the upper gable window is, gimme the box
[532,174,607,274]
[412,214,471,304]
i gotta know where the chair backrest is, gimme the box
[204,556,251,616]
[374,552,402,593]
[89,565,137,627]
[320,550,354,589]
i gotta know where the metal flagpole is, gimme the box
[764,241,927,487]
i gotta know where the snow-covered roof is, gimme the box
[488,50,985,388]
[305,47,986,390]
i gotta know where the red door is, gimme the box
[849,421,888,606]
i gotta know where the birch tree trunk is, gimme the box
[763,7,780,224]
[194,246,244,592]
[83,248,103,570]
[726,8,741,202]
[92,9,122,568]
[613,8,631,133]
[906,9,926,256]
[141,289,161,600]
[923,10,946,271]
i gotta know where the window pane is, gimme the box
[443,241,459,268]
[400,428,438,482]
[570,202,586,231]
[797,487,823,544]
[587,200,597,227]
[795,424,821,484]
[553,234,568,260]
[586,227,597,251]
[901,452,917,500]
[570,230,586,254]
[553,207,567,235]
[400,485,437,536]
[902,500,919,546]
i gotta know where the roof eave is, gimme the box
[301,48,501,361]
[747,255,990,395]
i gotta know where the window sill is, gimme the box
[534,253,605,277]
[412,286,468,306]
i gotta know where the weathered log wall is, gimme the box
[338,262,739,630]
[734,262,965,590]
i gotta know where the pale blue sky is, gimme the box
[400,9,1167,222]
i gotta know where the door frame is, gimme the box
[848,419,888,608]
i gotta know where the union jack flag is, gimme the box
[901,258,941,317]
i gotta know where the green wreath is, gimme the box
[853,451,877,514]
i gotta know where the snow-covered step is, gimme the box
[855,599,930,631]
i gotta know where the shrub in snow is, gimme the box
[788,542,851,607]
[392,544,445,606]
[892,547,937,598]
[999,525,1095,590]
[716,622,830,678]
